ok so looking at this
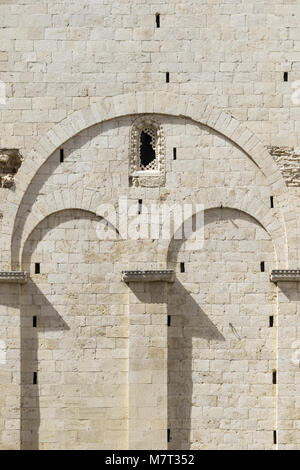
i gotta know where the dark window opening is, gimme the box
[180,262,185,273]
[35,263,40,274]
[273,430,277,445]
[166,72,170,83]
[140,131,155,168]
[269,316,274,327]
[33,316,37,328]
[156,13,160,28]
[270,196,274,208]
[60,148,64,162]
[260,261,265,272]
[173,148,177,160]
[138,199,143,215]
[284,72,288,82]
[272,370,277,384]
[167,429,171,442]
[33,372,37,384]
[168,315,171,326]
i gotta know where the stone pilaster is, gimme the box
[125,274,171,450]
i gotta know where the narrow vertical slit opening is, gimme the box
[156,13,160,28]
[33,316,37,328]
[180,262,185,273]
[167,315,171,326]
[167,429,171,442]
[138,199,142,215]
[273,430,277,445]
[283,72,288,82]
[60,148,64,162]
[33,372,37,385]
[272,370,277,384]
[260,261,265,272]
[269,316,274,327]
[173,148,177,160]
[270,196,274,208]
[166,72,170,83]
[35,263,40,274]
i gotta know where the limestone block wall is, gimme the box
[21,209,128,450]
[0,0,300,154]
[0,0,300,449]
[1,111,289,450]
[128,281,168,450]
[277,282,300,450]
[0,283,21,450]
[11,113,280,272]
[0,105,299,448]
[168,208,277,450]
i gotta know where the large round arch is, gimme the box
[166,205,277,450]
[0,91,292,270]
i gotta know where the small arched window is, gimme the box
[140,128,156,170]
[129,117,165,187]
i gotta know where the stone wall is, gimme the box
[0,0,300,153]
[168,208,277,450]
[269,146,300,187]
[0,1,300,450]
[20,209,128,450]
[0,112,288,449]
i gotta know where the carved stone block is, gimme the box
[0,149,23,189]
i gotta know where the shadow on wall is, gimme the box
[20,280,69,450]
[20,210,100,450]
[167,280,224,450]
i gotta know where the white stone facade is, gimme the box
[0,1,300,450]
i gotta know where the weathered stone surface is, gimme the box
[0,272,27,283]
[0,149,23,189]
[269,146,300,186]
[0,0,299,452]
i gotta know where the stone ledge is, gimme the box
[270,270,300,282]
[122,270,175,283]
[0,271,27,283]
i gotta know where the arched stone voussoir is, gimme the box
[13,188,98,270]
[162,187,287,268]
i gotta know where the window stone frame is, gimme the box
[129,116,165,187]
